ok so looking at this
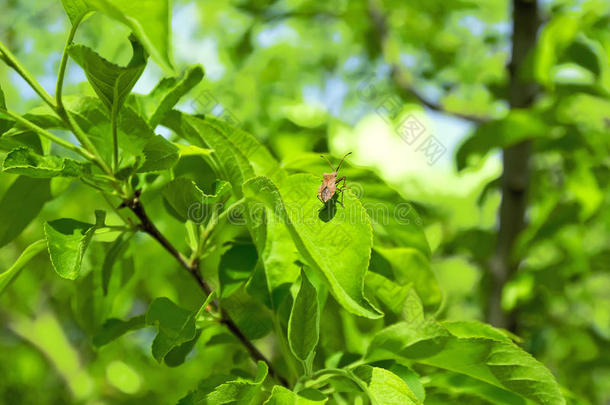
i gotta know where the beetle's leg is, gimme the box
[334,187,345,207]
[336,176,347,207]
[336,176,347,191]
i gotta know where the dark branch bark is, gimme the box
[488,0,539,330]
[125,195,289,387]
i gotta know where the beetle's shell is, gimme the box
[318,172,337,202]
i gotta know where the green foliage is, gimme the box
[0,240,45,295]
[68,37,147,113]
[60,0,92,25]
[84,0,173,71]
[146,297,202,363]
[163,177,231,221]
[137,134,179,173]
[0,176,52,247]
[244,175,382,319]
[2,0,605,404]
[133,64,204,128]
[367,320,565,404]
[265,385,328,404]
[178,361,268,404]
[288,270,320,366]
[352,365,421,405]
[44,213,105,280]
[3,147,90,177]
[92,314,146,347]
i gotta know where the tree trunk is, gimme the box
[488,0,539,330]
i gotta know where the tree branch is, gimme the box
[487,0,539,330]
[124,193,289,387]
[367,0,490,123]
[235,5,340,22]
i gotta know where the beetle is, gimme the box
[318,152,352,206]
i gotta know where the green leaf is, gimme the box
[388,364,425,403]
[166,112,254,196]
[68,97,155,160]
[243,175,382,319]
[427,372,526,405]
[534,15,580,87]
[68,37,147,113]
[60,0,92,25]
[92,315,146,347]
[200,115,284,182]
[365,273,423,322]
[0,176,52,248]
[178,361,268,405]
[101,232,132,295]
[221,286,273,340]
[288,270,320,362]
[21,96,156,165]
[44,217,100,280]
[164,330,202,367]
[282,154,430,256]
[442,321,514,344]
[0,240,46,296]
[352,365,421,405]
[3,147,91,178]
[166,112,299,307]
[456,110,548,170]
[556,93,610,135]
[137,135,179,173]
[219,243,258,298]
[174,143,214,158]
[85,0,173,72]
[264,386,328,404]
[146,297,199,363]
[162,177,231,221]
[245,214,301,309]
[5,105,64,136]
[366,321,566,404]
[134,65,204,127]
[372,247,442,311]
[366,320,450,362]
[164,112,284,192]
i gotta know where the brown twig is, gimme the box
[124,193,289,387]
[487,0,539,331]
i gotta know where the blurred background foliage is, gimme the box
[0,0,609,404]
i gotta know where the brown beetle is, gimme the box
[318,152,352,206]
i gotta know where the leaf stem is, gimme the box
[55,22,79,111]
[111,102,119,171]
[297,368,372,401]
[52,22,112,175]
[0,40,56,110]
[217,197,246,223]
[56,107,113,174]
[0,108,94,159]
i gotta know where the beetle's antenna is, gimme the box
[335,152,352,172]
[320,155,335,171]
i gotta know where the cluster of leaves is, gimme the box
[0,0,593,404]
[443,5,610,404]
